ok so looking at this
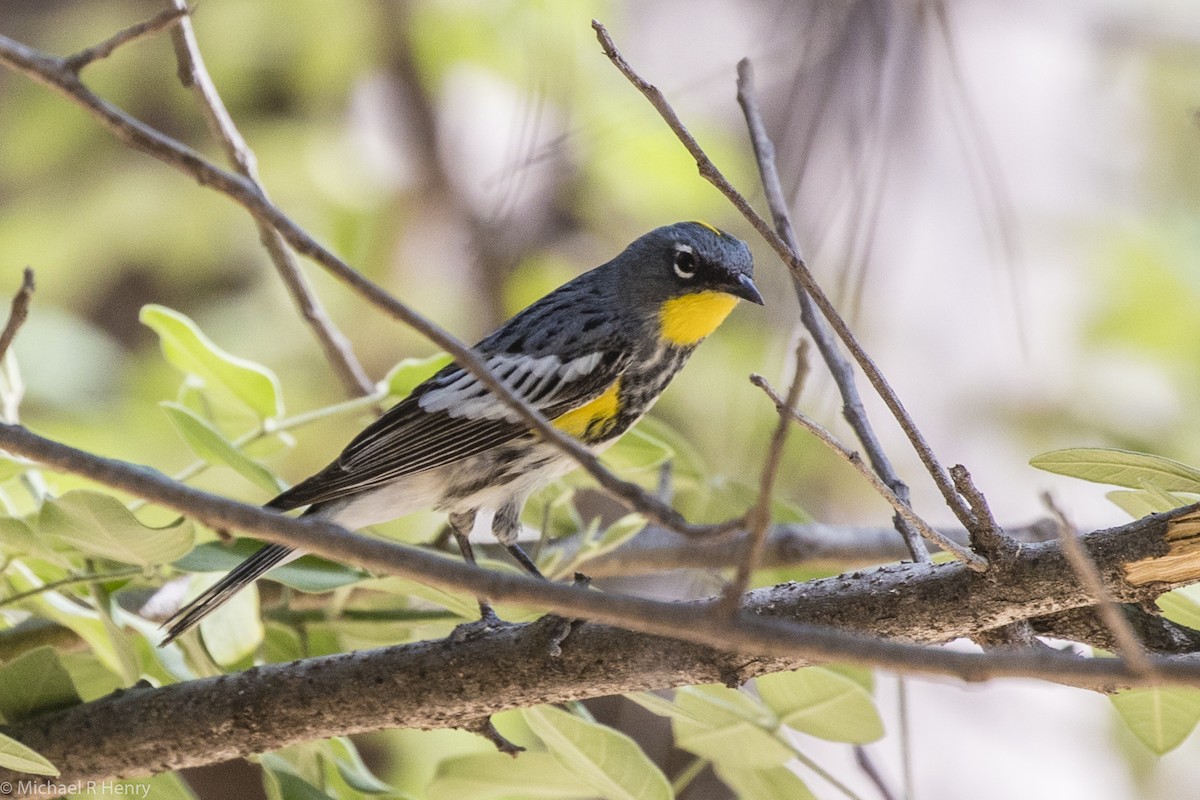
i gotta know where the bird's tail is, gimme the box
[159,542,295,645]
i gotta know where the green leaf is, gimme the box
[0,732,59,776]
[588,514,647,556]
[601,427,675,475]
[40,490,194,567]
[523,705,672,800]
[1111,687,1200,754]
[671,686,793,770]
[0,646,82,722]
[327,737,395,794]
[0,453,32,482]
[429,751,593,800]
[60,653,123,702]
[1107,490,1179,518]
[0,515,70,566]
[755,667,885,743]
[174,540,366,592]
[624,691,708,725]
[191,573,263,666]
[382,352,452,397]
[4,561,136,678]
[712,765,816,800]
[141,304,284,419]
[1158,585,1200,631]
[160,402,284,494]
[1030,448,1200,493]
[261,753,337,800]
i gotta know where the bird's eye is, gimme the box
[673,247,697,279]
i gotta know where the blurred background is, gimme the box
[2,0,1200,797]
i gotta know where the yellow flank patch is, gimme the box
[553,378,622,439]
[691,220,722,236]
[659,291,739,345]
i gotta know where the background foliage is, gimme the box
[3,0,1200,798]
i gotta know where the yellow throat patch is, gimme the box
[659,291,739,346]
[553,378,622,440]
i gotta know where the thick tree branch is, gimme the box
[0,26,729,539]
[1,480,1200,791]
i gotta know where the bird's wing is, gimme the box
[268,347,629,510]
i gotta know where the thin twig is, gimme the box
[722,340,810,612]
[165,0,373,397]
[63,5,188,72]
[0,268,34,364]
[0,27,729,540]
[854,746,898,800]
[751,376,986,571]
[591,20,979,537]
[736,58,929,565]
[1043,491,1153,676]
[0,565,145,610]
[950,464,1013,560]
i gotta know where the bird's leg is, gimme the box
[448,509,502,630]
[493,501,545,579]
[494,500,586,654]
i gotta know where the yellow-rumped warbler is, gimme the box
[161,221,761,642]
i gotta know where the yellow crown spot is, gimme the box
[659,291,739,345]
[553,378,622,439]
[691,220,722,236]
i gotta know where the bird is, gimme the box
[160,221,762,643]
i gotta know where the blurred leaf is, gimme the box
[0,454,32,483]
[5,561,135,678]
[671,686,793,770]
[161,402,285,494]
[0,732,58,776]
[625,691,708,725]
[106,774,197,800]
[263,623,305,664]
[1107,490,1182,517]
[1111,687,1200,754]
[40,490,194,567]
[327,737,395,795]
[174,540,365,592]
[1030,449,1200,493]
[59,653,123,702]
[383,352,452,398]
[429,751,592,800]
[141,304,284,419]
[1158,585,1200,631]
[261,752,337,800]
[589,514,647,557]
[713,765,816,800]
[523,705,672,800]
[0,646,82,722]
[0,515,70,567]
[191,573,263,667]
[755,667,884,743]
[601,427,675,476]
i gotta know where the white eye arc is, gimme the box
[673,244,697,279]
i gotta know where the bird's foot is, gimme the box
[450,604,507,643]
[542,572,591,656]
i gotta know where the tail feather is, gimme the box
[159,542,295,645]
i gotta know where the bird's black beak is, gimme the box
[727,273,765,305]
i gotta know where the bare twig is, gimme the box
[165,0,373,397]
[736,58,929,565]
[0,26,730,540]
[723,340,809,611]
[62,5,188,72]
[0,268,34,365]
[591,20,979,537]
[949,464,1011,560]
[0,565,144,610]
[854,746,898,800]
[751,376,986,570]
[1043,492,1153,676]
